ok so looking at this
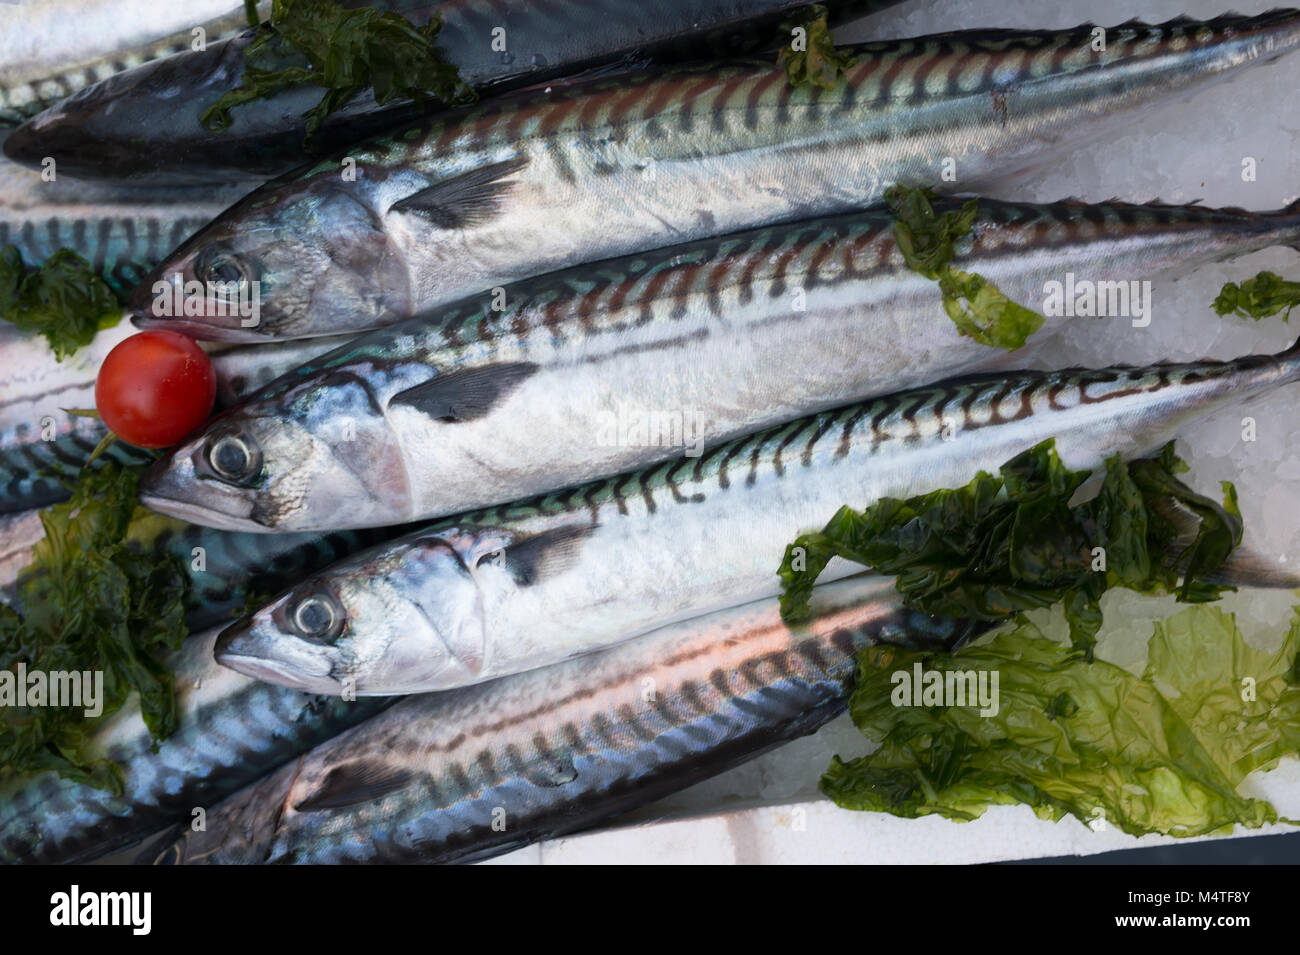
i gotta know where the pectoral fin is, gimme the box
[293,760,416,812]
[389,156,529,228]
[503,524,596,586]
[390,362,539,422]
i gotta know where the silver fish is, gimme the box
[213,342,1300,696]
[0,1,267,125]
[145,575,984,864]
[0,625,391,865]
[128,11,1300,341]
[138,196,1300,534]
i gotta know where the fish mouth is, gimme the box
[139,492,271,534]
[127,267,273,343]
[215,650,338,695]
[130,311,270,343]
[215,621,340,694]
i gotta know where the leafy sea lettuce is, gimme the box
[0,464,188,791]
[779,440,1241,660]
[202,0,476,140]
[0,245,121,360]
[1213,270,1300,322]
[778,5,855,90]
[888,187,1044,349]
[822,607,1300,837]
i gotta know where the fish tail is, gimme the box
[1277,334,1300,375]
[1249,334,1300,393]
[1276,196,1300,251]
[1151,496,1300,589]
[1208,547,1300,590]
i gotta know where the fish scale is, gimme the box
[140,195,1300,533]
[130,10,1300,341]
[0,154,248,291]
[379,16,1289,159]
[0,422,154,513]
[150,575,985,865]
[214,344,1300,697]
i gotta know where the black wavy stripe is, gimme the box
[0,431,151,515]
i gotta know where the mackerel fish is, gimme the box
[147,575,983,864]
[146,539,1300,865]
[128,11,1300,341]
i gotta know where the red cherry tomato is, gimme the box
[95,331,216,449]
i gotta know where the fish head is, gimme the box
[3,31,261,183]
[140,374,411,532]
[129,176,411,341]
[4,29,422,185]
[215,527,514,694]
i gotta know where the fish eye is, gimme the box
[197,246,253,292]
[205,432,262,485]
[292,593,343,642]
